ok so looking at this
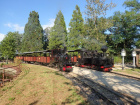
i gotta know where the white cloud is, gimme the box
[0,33,5,42]
[4,23,24,33]
[42,18,55,29]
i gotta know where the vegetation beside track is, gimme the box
[0,64,87,105]
[113,68,140,78]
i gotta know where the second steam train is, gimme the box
[16,46,114,72]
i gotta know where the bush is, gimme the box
[1,63,4,67]
[114,56,122,64]
[14,58,21,65]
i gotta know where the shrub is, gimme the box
[14,58,21,65]
[114,56,122,64]
[1,63,4,67]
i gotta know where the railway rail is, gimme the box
[64,72,139,105]
[110,71,140,81]
[44,65,139,105]
[77,65,140,81]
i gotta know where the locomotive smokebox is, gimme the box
[101,45,108,57]
[101,45,108,53]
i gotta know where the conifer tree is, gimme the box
[48,10,67,49]
[22,11,44,52]
[68,5,85,50]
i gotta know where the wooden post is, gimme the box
[136,54,138,67]
[2,70,5,85]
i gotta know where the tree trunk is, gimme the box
[6,56,8,64]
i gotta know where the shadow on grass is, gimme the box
[43,71,64,77]
[64,82,71,85]
[54,72,63,76]
[29,100,39,105]
[61,92,88,105]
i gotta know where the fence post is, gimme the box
[2,69,5,86]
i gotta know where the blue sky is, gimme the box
[0,0,127,41]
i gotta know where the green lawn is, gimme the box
[0,64,88,105]
[113,68,140,77]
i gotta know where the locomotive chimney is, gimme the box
[64,46,67,53]
[101,45,108,56]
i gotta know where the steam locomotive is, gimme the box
[69,45,114,72]
[16,47,73,72]
[16,46,114,72]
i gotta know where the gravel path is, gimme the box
[72,66,140,103]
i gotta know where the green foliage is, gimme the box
[107,0,140,55]
[48,10,67,49]
[43,27,51,49]
[22,11,44,52]
[84,0,116,50]
[13,32,22,53]
[123,0,140,12]
[123,0,140,48]
[0,32,16,59]
[114,56,122,63]
[8,97,15,101]
[68,5,85,50]
[1,63,4,67]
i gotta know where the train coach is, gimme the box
[16,47,73,72]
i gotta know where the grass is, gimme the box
[0,64,88,105]
[113,68,140,77]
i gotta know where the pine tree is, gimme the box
[48,10,67,49]
[68,5,85,50]
[43,27,51,50]
[22,11,44,52]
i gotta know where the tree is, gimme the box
[48,10,67,49]
[0,32,16,62]
[67,5,85,50]
[22,11,44,52]
[43,27,51,49]
[13,32,22,53]
[107,11,138,55]
[84,0,116,50]
[123,0,140,48]
[107,0,140,55]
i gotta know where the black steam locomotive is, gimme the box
[49,47,72,71]
[69,45,114,72]
[16,47,73,72]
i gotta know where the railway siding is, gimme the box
[72,66,140,103]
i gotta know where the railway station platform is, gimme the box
[72,66,140,103]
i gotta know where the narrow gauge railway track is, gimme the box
[30,64,139,104]
[78,66,140,81]
[62,72,139,105]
